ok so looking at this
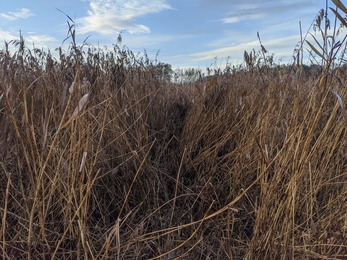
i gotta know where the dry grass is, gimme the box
[1,2,347,259]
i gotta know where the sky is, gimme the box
[0,0,332,71]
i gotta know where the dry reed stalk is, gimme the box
[2,3,347,258]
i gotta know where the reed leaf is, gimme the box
[306,40,326,61]
[329,7,347,28]
[332,0,347,15]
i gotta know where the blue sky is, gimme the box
[0,0,327,70]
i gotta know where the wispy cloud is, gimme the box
[0,29,56,50]
[182,34,300,68]
[77,0,173,35]
[0,8,34,21]
[25,35,56,45]
[220,1,316,24]
[0,29,18,41]
[122,33,193,50]
[220,6,263,24]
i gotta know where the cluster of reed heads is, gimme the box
[1,1,347,259]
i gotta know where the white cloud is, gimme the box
[0,29,18,41]
[222,17,240,24]
[220,1,318,25]
[0,8,34,20]
[121,33,193,50]
[220,4,270,24]
[25,35,56,45]
[77,0,173,35]
[177,34,300,69]
[0,28,56,50]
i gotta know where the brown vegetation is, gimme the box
[1,1,347,259]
